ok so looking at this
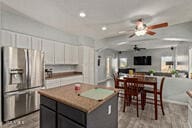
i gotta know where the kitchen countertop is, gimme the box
[38,83,118,113]
[45,72,82,80]
[187,90,192,98]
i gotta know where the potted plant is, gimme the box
[149,69,155,76]
[171,69,178,77]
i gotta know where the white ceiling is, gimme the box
[2,0,192,50]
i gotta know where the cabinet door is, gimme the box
[16,34,31,49]
[89,48,95,84]
[55,42,65,64]
[31,37,42,50]
[0,30,16,47]
[72,45,79,64]
[58,115,84,128]
[64,44,72,64]
[42,40,55,65]
[40,106,56,128]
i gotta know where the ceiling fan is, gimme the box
[129,19,168,38]
[133,45,146,51]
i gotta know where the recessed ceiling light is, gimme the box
[162,38,189,42]
[118,31,127,34]
[102,26,107,31]
[79,12,86,18]
[117,42,127,45]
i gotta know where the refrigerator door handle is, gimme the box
[24,49,29,86]
[4,90,30,97]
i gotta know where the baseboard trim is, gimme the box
[146,96,187,106]
[163,99,187,106]
[97,78,112,84]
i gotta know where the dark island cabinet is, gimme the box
[58,115,84,128]
[40,95,118,128]
[40,106,56,128]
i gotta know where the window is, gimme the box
[161,56,173,72]
[176,55,188,71]
[120,58,128,68]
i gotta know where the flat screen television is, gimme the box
[134,56,151,65]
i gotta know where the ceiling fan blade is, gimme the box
[129,33,135,38]
[148,22,168,29]
[146,31,156,35]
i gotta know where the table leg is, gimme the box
[154,83,158,120]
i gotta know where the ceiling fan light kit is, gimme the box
[129,19,168,38]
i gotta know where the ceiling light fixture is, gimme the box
[102,26,107,31]
[135,29,147,36]
[79,12,86,18]
[162,38,189,42]
[117,42,127,45]
[118,31,126,34]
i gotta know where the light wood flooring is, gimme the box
[0,101,188,128]
[0,79,189,128]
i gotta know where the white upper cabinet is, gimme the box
[64,44,72,64]
[16,34,31,49]
[0,30,16,47]
[54,42,65,64]
[71,45,79,64]
[42,39,55,65]
[31,37,42,51]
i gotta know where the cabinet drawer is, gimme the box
[58,114,85,128]
[58,103,86,126]
[41,96,56,111]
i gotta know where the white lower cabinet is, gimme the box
[45,75,83,88]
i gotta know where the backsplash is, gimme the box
[45,65,77,73]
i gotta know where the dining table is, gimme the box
[118,75,158,120]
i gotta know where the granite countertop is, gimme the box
[45,72,82,80]
[38,83,118,113]
[187,90,192,98]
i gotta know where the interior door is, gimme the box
[28,50,44,89]
[3,47,28,92]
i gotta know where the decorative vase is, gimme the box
[150,74,153,76]
[172,74,175,77]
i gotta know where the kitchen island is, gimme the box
[38,83,118,128]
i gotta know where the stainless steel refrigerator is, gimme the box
[2,47,45,122]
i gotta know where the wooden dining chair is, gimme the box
[113,73,124,98]
[143,77,165,115]
[133,73,145,110]
[123,77,144,117]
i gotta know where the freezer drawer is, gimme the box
[28,89,40,113]
[3,91,29,121]
[3,88,41,122]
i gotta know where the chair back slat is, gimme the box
[124,77,139,96]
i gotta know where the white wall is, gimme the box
[119,48,174,72]
[119,42,192,72]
